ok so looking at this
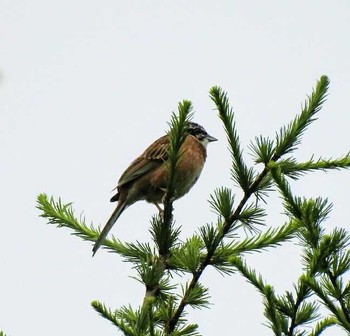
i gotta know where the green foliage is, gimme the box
[37,193,97,242]
[171,236,204,273]
[208,187,234,220]
[210,86,255,192]
[274,75,329,158]
[277,154,350,180]
[160,100,193,258]
[181,282,210,309]
[37,76,350,335]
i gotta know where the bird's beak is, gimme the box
[207,134,218,142]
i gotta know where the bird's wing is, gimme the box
[117,135,170,188]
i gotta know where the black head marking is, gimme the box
[187,122,217,144]
[187,122,208,141]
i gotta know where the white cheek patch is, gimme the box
[199,138,209,148]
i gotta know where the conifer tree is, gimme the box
[37,75,350,335]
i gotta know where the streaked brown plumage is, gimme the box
[92,122,216,256]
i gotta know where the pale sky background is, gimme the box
[1,1,350,335]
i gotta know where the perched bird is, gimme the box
[92,122,217,256]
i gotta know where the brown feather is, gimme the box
[116,136,169,188]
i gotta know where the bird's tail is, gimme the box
[92,202,128,256]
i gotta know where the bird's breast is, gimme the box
[145,135,208,203]
[173,136,207,198]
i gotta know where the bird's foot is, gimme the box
[155,203,164,218]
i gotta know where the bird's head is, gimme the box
[187,122,217,147]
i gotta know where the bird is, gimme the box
[92,122,217,256]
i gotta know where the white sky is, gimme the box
[1,1,349,335]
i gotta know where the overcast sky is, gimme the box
[1,1,350,335]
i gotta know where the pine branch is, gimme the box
[229,79,349,334]
[37,193,97,242]
[230,256,285,335]
[285,280,316,336]
[278,153,350,180]
[269,165,303,220]
[269,167,336,334]
[250,135,275,164]
[158,100,193,257]
[170,236,205,273]
[270,156,350,334]
[299,228,350,332]
[326,269,350,325]
[232,256,321,335]
[38,193,158,258]
[200,220,298,276]
[108,240,155,263]
[274,75,329,159]
[171,324,200,336]
[180,281,210,309]
[213,219,297,257]
[91,301,134,335]
[304,276,350,331]
[208,187,235,221]
[310,317,338,336]
[145,101,193,321]
[210,86,255,192]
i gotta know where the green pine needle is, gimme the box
[274,75,329,158]
[91,301,133,333]
[279,153,350,180]
[310,317,338,336]
[208,187,235,220]
[210,86,255,191]
[181,282,210,309]
[170,236,204,273]
[250,135,275,164]
[37,193,97,242]
[172,323,200,336]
